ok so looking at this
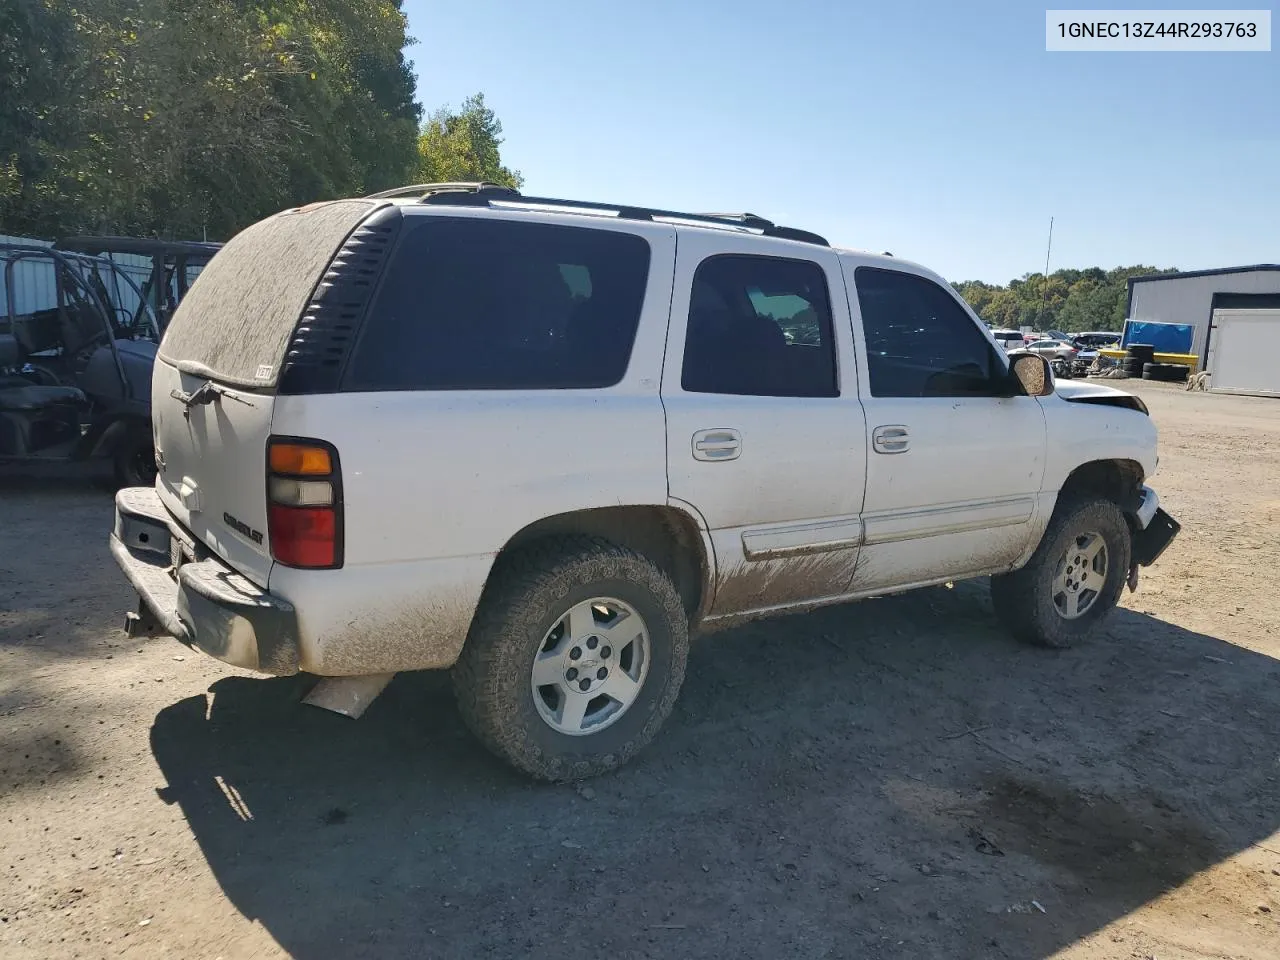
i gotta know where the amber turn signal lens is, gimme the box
[269,442,332,476]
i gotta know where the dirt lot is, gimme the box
[2,379,1279,960]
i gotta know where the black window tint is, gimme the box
[344,218,651,390]
[681,255,838,398]
[854,267,1002,398]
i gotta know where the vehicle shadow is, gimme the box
[0,462,115,490]
[149,584,1280,959]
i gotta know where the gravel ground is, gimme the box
[2,379,1279,960]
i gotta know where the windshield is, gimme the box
[84,258,160,340]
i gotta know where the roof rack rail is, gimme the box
[363,181,518,200]
[694,212,773,228]
[381,185,829,246]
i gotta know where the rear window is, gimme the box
[158,200,375,387]
[342,217,651,391]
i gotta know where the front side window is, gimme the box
[681,254,838,398]
[344,218,652,391]
[854,267,1003,398]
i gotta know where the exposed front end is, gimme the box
[1129,485,1181,569]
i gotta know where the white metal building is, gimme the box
[1127,265,1280,396]
[1,233,154,319]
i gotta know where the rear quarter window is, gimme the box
[342,217,652,391]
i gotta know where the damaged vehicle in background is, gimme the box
[1071,331,1123,372]
[1019,337,1087,379]
[1,244,160,486]
[53,235,221,333]
[109,183,1181,781]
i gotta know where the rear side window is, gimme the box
[343,218,651,391]
[681,254,838,397]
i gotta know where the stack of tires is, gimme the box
[1142,362,1190,383]
[1126,342,1189,382]
[1124,343,1154,377]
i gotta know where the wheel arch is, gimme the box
[1058,458,1145,516]
[1009,457,1147,577]
[494,504,714,626]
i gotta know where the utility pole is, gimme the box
[1035,216,1054,330]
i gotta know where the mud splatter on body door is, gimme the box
[710,550,859,617]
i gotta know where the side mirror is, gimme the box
[1010,352,1053,397]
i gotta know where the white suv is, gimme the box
[110,183,1180,780]
[989,329,1026,352]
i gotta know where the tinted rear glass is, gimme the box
[343,217,651,391]
[158,200,375,387]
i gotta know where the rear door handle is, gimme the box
[872,424,910,455]
[692,428,742,461]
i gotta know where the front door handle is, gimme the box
[872,424,910,455]
[692,428,742,462]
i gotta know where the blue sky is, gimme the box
[402,1,1278,283]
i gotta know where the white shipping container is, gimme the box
[1207,308,1280,397]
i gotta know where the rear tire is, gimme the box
[112,424,156,490]
[991,497,1131,649]
[452,536,689,781]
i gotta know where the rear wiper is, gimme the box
[169,381,253,411]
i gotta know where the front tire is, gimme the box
[452,536,689,781]
[991,497,1131,649]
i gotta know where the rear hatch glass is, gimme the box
[152,199,378,585]
[158,199,378,388]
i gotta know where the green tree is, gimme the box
[954,265,1174,333]
[0,0,96,236]
[416,93,524,189]
[952,279,997,319]
[0,0,423,240]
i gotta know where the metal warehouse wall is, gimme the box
[1,233,153,320]
[1129,269,1280,364]
[0,233,54,317]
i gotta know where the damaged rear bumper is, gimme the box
[1131,485,1180,568]
[110,486,300,675]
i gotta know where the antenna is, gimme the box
[1035,216,1054,330]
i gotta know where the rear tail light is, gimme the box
[269,477,334,507]
[269,442,332,476]
[267,437,342,569]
